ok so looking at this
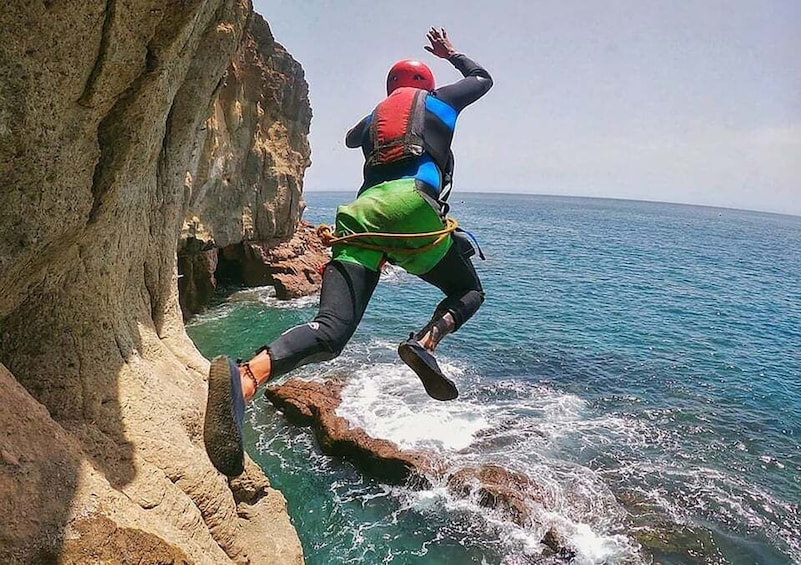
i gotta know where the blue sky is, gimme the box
[253,1,800,216]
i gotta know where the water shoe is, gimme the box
[398,337,459,401]
[203,355,245,477]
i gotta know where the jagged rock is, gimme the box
[1,364,220,564]
[541,527,573,558]
[60,517,192,565]
[245,220,329,299]
[265,377,575,557]
[446,465,546,527]
[266,378,345,424]
[265,379,438,485]
[177,12,317,317]
[1,448,20,467]
[217,220,329,301]
[183,12,311,248]
[0,2,305,563]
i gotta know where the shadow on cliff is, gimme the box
[0,334,139,563]
[2,2,193,560]
[0,0,315,561]
[0,371,189,563]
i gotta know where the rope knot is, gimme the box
[316,224,335,247]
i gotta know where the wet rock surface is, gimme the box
[265,379,437,486]
[446,465,546,527]
[265,377,574,556]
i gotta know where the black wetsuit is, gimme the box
[264,53,493,379]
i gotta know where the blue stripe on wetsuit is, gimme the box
[425,95,458,129]
[414,157,442,190]
[402,96,458,194]
[368,157,440,192]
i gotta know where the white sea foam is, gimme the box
[337,360,491,451]
[258,336,765,564]
[621,462,801,560]
[379,263,411,284]
[187,286,319,327]
[184,302,236,325]
[564,523,635,565]
[401,478,641,564]
[227,285,320,309]
[226,285,275,302]
[255,338,654,562]
[326,342,647,562]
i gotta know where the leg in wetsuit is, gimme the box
[266,260,380,378]
[266,233,483,381]
[416,232,484,339]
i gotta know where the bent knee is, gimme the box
[315,323,354,359]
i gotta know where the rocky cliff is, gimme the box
[0,1,307,562]
[178,13,326,318]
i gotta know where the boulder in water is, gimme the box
[265,378,574,557]
[264,379,438,486]
[446,464,545,527]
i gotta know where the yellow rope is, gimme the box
[316,217,459,255]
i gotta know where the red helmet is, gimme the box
[386,59,435,94]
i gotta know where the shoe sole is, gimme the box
[203,356,245,477]
[398,343,459,401]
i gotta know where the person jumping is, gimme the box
[204,27,493,477]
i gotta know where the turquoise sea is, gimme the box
[188,193,800,564]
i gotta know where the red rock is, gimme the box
[265,379,438,486]
[264,377,572,556]
[242,221,329,299]
[446,465,546,527]
[178,221,329,319]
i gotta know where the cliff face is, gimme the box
[184,13,311,248]
[178,14,326,318]
[0,2,304,563]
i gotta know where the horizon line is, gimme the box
[302,189,801,220]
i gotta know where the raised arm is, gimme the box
[425,28,493,111]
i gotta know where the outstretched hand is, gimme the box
[425,27,457,59]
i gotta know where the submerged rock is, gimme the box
[446,465,545,527]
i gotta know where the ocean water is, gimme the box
[187,193,801,564]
